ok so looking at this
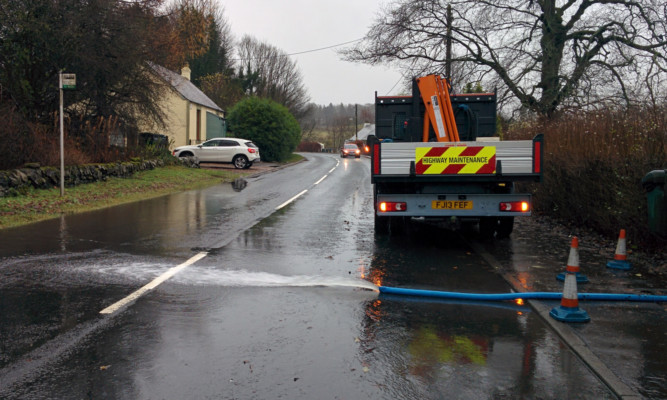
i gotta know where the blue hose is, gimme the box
[378,286,667,302]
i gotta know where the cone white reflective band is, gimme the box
[561,273,579,308]
[566,246,580,272]
[614,237,627,260]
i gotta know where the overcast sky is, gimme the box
[221,0,404,106]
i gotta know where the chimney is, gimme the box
[181,65,191,81]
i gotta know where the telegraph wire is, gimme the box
[232,38,363,62]
[286,38,363,56]
[384,74,404,96]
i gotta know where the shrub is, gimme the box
[0,103,90,169]
[509,107,666,249]
[226,97,301,162]
[0,102,164,170]
[296,141,323,152]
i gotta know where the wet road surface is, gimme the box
[0,153,661,398]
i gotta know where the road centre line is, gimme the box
[275,189,308,210]
[99,252,208,315]
[276,158,338,209]
[101,157,338,315]
[100,157,337,315]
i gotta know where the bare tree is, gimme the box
[327,115,353,150]
[237,35,311,119]
[298,106,319,142]
[343,0,667,117]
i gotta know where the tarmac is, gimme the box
[202,156,665,399]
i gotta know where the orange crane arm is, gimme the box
[416,75,460,142]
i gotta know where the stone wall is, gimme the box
[0,160,169,197]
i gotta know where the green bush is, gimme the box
[226,97,301,162]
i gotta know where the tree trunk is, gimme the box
[538,0,566,117]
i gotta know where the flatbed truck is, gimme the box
[368,75,543,237]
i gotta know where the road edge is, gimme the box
[466,239,641,400]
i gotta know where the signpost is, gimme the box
[59,72,75,196]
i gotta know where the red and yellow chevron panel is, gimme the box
[415,146,496,175]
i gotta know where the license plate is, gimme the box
[432,200,473,210]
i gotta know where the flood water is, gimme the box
[0,154,630,398]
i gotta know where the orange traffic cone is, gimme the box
[607,229,632,270]
[550,237,590,323]
[556,236,588,283]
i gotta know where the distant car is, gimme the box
[172,138,260,169]
[340,143,361,158]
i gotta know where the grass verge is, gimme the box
[0,165,254,229]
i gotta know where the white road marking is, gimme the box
[101,156,339,314]
[275,189,308,210]
[99,252,208,315]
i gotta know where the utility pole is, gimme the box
[355,104,358,141]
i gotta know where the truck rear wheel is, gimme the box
[374,214,407,235]
[496,217,514,238]
[388,216,407,235]
[479,217,497,239]
[375,213,390,234]
[479,217,514,239]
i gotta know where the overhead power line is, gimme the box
[285,38,362,56]
[232,38,363,62]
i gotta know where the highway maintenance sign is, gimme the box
[415,146,496,175]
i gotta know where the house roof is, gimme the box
[149,63,223,112]
[348,123,375,141]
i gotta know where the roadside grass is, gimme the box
[284,153,304,163]
[0,165,254,229]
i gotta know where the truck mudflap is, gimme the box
[376,193,531,217]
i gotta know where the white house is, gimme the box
[142,64,225,148]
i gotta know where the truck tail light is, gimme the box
[499,201,530,212]
[372,143,380,175]
[379,202,407,212]
[533,135,543,174]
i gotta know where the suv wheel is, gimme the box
[233,155,249,169]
